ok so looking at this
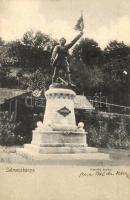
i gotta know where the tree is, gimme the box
[7,31,57,72]
[70,58,104,96]
[72,38,102,66]
[0,37,5,46]
[103,41,130,105]
[104,40,130,59]
[71,38,103,95]
[22,30,34,46]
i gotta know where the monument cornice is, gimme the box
[45,88,76,100]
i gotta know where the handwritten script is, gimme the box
[79,168,130,180]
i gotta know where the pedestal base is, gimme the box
[17,143,98,154]
[16,130,109,160]
[16,148,109,161]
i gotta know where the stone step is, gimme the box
[18,144,98,154]
[16,148,109,161]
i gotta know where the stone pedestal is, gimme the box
[16,86,109,160]
[43,88,76,131]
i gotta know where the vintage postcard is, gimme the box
[0,0,130,199]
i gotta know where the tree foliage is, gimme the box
[103,40,130,105]
[6,31,57,71]
[70,59,104,95]
[0,111,26,146]
[1,32,130,106]
[0,37,5,46]
[72,38,102,66]
[71,38,130,105]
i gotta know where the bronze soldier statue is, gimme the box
[51,31,83,85]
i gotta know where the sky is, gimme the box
[0,0,130,48]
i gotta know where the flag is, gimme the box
[74,14,84,31]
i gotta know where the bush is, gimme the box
[0,111,27,146]
[107,119,130,149]
[89,122,109,148]
[81,111,130,149]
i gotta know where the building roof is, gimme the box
[0,88,94,110]
[74,95,94,110]
[0,88,28,104]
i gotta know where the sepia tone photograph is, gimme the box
[0,0,130,199]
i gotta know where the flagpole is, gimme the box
[81,10,83,17]
[81,10,84,37]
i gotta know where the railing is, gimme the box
[24,94,130,115]
[89,99,130,115]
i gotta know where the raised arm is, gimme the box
[65,31,83,50]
